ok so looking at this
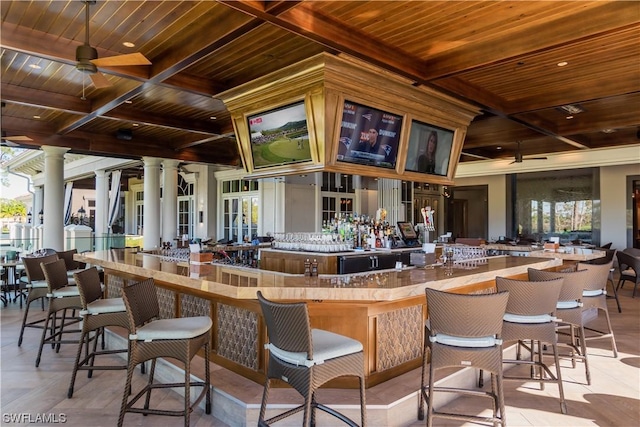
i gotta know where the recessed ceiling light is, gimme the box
[557,61,568,67]
[124,100,132,104]
[123,41,135,48]
[566,115,574,120]
[29,64,41,70]
[33,115,41,119]
[602,128,616,134]
[210,116,217,120]
[496,146,502,150]
[132,123,139,127]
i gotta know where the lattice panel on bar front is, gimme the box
[180,293,210,318]
[156,287,175,319]
[216,303,258,370]
[106,274,139,298]
[377,305,423,371]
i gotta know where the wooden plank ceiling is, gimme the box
[1,0,639,170]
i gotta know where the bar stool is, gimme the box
[36,259,82,367]
[56,248,86,280]
[496,276,567,414]
[257,291,366,427]
[67,267,129,398]
[17,253,59,347]
[577,261,619,358]
[418,288,509,426]
[118,278,212,427]
[528,268,591,385]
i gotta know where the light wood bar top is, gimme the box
[77,250,563,302]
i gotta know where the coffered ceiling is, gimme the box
[1,1,639,171]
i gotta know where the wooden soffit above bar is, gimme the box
[219,53,481,185]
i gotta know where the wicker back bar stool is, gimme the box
[36,259,82,367]
[577,261,619,358]
[67,267,129,398]
[17,253,59,347]
[528,268,591,385]
[257,291,366,427]
[418,288,509,427]
[117,278,212,427]
[496,276,567,414]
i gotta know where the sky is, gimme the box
[1,173,31,200]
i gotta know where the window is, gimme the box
[221,179,259,243]
[134,190,144,235]
[177,174,195,238]
[511,168,599,244]
[321,172,354,223]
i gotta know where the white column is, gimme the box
[42,145,69,251]
[94,169,110,238]
[161,160,179,245]
[142,157,162,250]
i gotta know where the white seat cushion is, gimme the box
[583,289,605,297]
[267,328,363,368]
[131,316,212,341]
[48,286,80,298]
[430,333,501,348]
[27,280,48,289]
[81,297,126,315]
[557,300,582,309]
[504,313,557,324]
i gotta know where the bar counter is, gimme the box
[76,249,562,388]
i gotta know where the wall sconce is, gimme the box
[27,209,32,224]
[199,211,204,224]
[38,209,44,225]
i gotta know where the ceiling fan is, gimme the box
[510,141,548,164]
[76,0,151,88]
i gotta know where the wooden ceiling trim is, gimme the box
[418,2,640,80]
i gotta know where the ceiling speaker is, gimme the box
[116,129,133,141]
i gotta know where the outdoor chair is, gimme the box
[418,288,509,427]
[496,276,567,414]
[118,278,211,427]
[36,259,82,367]
[586,249,620,312]
[528,268,591,385]
[17,253,59,347]
[577,261,618,358]
[257,291,366,427]
[616,251,640,298]
[67,267,129,398]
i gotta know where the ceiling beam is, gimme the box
[1,83,91,114]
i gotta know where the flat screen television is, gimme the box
[247,101,312,169]
[404,119,455,176]
[397,221,418,242]
[335,100,403,169]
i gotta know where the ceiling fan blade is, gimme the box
[89,72,111,89]
[91,52,151,67]
[4,135,33,141]
[461,151,492,160]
